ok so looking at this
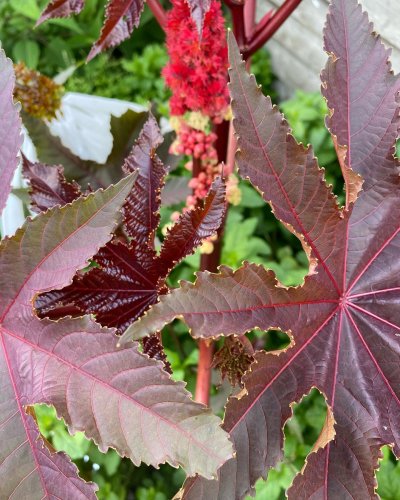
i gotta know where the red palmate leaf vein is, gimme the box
[345,309,400,406]
[347,226,400,293]
[228,307,340,434]
[233,49,341,295]
[0,328,48,497]
[348,302,400,333]
[0,185,127,323]
[1,327,225,462]
[349,287,400,299]
[182,299,338,316]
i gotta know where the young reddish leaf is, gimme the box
[142,332,172,373]
[122,112,166,246]
[36,239,162,333]
[0,48,22,216]
[121,3,400,497]
[158,176,226,273]
[36,117,226,334]
[35,115,166,333]
[36,180,226,333]
[37,0,85,25]
[88,0,145,61]
[22,155,82,212]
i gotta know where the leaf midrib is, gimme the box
[2,325,228,466]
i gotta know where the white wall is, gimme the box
[258,0,400,98]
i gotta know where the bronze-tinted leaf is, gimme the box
[36,116,226,336]
[0,175,135,497]
[123,3,400,497]
[36,240,161,333]
[0,172,233,494]
[122,112,166,246]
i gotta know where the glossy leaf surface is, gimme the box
[88,0,145,61]
[37,0,84,25]
[122,2,400,498]
[36,116,226,334]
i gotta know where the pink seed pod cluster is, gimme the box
[171,125,218,161]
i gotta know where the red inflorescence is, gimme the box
[163,0,229,122]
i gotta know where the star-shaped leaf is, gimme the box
[35,114,226,335]
[120,1,400,497]
[1,54,233,493]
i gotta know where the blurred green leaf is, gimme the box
[13,39,40,68]
[35,404,90,460]
[377,447,400,500]
[10,0,40,20]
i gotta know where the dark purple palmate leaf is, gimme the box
[121,1,400,497]
[37,0,85,25]
[0,175,135,498]
[36,115,226,335]
[122,112,166,247]
[0,48,22,216]
[0,172,233,496]
[87,0,145,61]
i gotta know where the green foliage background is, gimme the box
[1,1,399,498]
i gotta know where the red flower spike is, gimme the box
[163,0,229,121]
[121,2,400,497]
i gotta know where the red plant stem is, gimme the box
[224,0,246,48]
[243,0,256,39]
[245,0,302,57]
[195,339,215,403]
[250,8,274,41]
[147,0,167,30]
[194,121,229,406]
